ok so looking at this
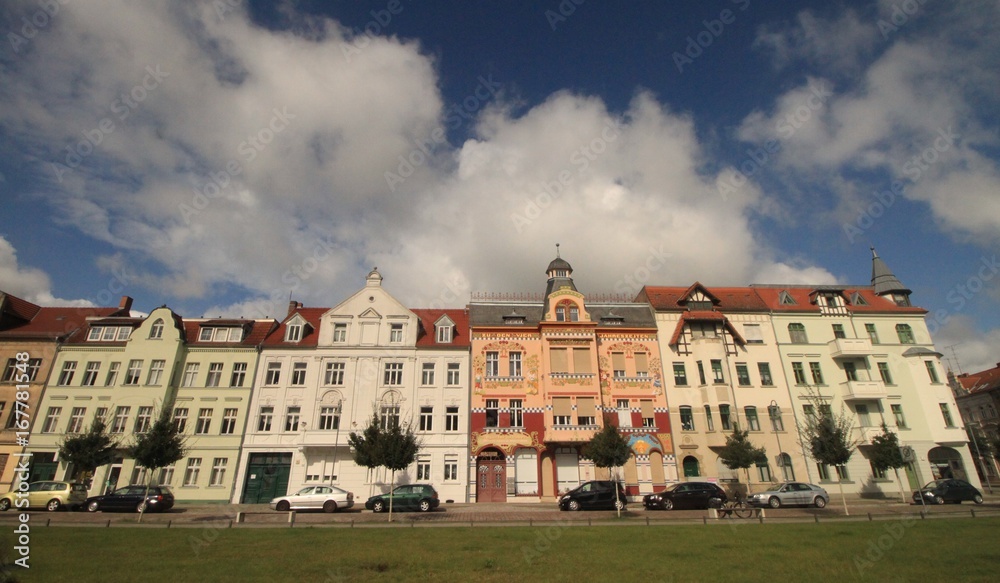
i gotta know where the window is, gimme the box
[895,324,915,344]
[673,363,688,385]
[421,362,435,385]
[390,323,404,343]
[735,364,751,386]
[173,408,188,433]
[333,323,347,343]
[745,407,760,431]
[769,406,784,431]
[436,324,453,343]
[416,455,431,481]
[704,405,715,431]
[111,406,130,433]
[134,406,153,433]
[42,407,61,433]
[779,453,794,481]
[696,361,706,385]
[832,324,845,339]
[376,361,402,386]
[81,362,100,386]
[877,362,893,385]
[870,460,887,480]
[257,407,273,432]
[855,403,872,427]
[196,408,213,434]
[816,464,830,481]
[510,399,524,427]
[230,362,247,387]
[844,361,858,382]
[835,465,850,481]
[939,403,955,428]
[57,361,77,386]
[265,362,281,385]
[485,399,499,428]
[925,361,940,384]
[210,458,228,486]
[149,319,164,339]
[757,363,773,386]
[318,405,340,430]
[612,352,626,378]
[182,363,199,387]
[792,362,807,385]
[146,360,165,385]
[184,458,201,486]
[446,407,459,432]
[380,403,400,430]
[325,362,346,386]
[680,406,694,431]
[617,399,631,427]
[158,466,175,486]
[509,352,522,377]
[104,362,120,386]
[285,407,300,432]
[486,352,499,377]
[199,327,213,341]
[1,358,41,382]
[640,400,654,427]
[719,404,732,431]
[743,324,763,344]
[552,397,572,426]
[550,348,568,373]
[419,407,433,432]
[891,404,907,429]
[779,290,796,305]
[444,457,458,481]
[809,362,824,385]
[447,362,461,385]
[201,362,222,387]
[711,360,724,384]
[67,407,86,433]
[123,360,142,385]
[291,362,307,386]
[757,460,772,482]
[788,323,808,343]
[285,323,302,342]
[865,323,880,344]
[576,398,596,426]
[220,408,238,434]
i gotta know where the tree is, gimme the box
[581,420,633,517]
[799,398,858,515]
[966,424,996,489]
[868,424,907,502]
[716,427,767,499]
[349,410,419,522]
[129,410,187,522]
[58,416,120,488]
[348,412,383,498]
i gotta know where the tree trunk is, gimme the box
[138,470,152,524]
[838,478,849,516]
[893,468,906,503]
[613,467,621,519]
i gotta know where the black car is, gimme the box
[85,485,175,513]
[558,480,627,511]
[913,479,984,505]
[365,484,439,512]
[643,482,728,510]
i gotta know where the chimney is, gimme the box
[118,296,133,313]
[287,301,301,317]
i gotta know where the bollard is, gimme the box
[167,520,171,528]
[529,519,532,527]
[646,516,649,526]
[867,513,872,522]
[703,516,707,525]
[814,514,819,523]
[758,514,764,524]
[971,508,976,518]
[46,519,50,527]
[920,511,925,520]
[288,511,295,525]
[229,520,233,528]
[107,520,111,528]
[236,512,244,524]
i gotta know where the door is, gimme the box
[241,453,293,504]
[477,460,507,503]
[104,463,122,495]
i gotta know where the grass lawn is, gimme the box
[5,517,1000,582]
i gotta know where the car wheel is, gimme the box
[137,501,148,513]
[275,500,291,512]
[0,498,11,511]
[974,494,984,505]
[935,497,945,505]
[663,499,673,511]
[419,499,432,512]
[614,499,626,511]
[768,497,781,509]
[813,496,827,509]
[323,500,338,513]
[46,499,62,512]
[87,501,100,513]
[372,500,385,513]
[567,499,581,511]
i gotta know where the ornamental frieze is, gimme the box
[471,430,542,455]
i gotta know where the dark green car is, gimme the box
[365,484,439,512]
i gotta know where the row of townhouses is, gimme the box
[0,250,982,504]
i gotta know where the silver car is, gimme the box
[269,485,354,513]
[749,482,829,508]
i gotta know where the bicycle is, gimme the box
[710,495,754,519]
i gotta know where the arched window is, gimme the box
[683,456,700,478]
[555,301,579,322]
[149,319,164,339]
[778,453,794,481]
[788,323,807,343]
[895,324,915,344]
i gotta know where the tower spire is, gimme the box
[870,248,912,305]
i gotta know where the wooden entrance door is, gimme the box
[477,459,506,502]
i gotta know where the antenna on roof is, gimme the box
[943,343,963,375]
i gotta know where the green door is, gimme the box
[241,453,292,504]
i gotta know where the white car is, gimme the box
[748,482,829,508]
[269,485,354,513]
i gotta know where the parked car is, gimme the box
[748,482,829,508]
[365,484,439,512]
[85,485,175,513]
[270,485,354,513]
[643,482,727,511]
[0,481,88,512]
[559,480,627,511]
[913,479,984,505]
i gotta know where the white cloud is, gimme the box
[0,235,93,307]
[933,316,1000,377]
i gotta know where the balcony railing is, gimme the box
[840,380,887,401]
[546,424,599,442]
[828,338,873,359]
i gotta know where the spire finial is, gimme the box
[556,243,560,258]
[870,246,878,259]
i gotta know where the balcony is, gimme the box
[840,380,887,401]
[828,338,873,359]
[854,426,881,445]
[545,424,599,443]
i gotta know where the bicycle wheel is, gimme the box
[733,502,753,519]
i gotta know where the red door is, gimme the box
[477,460,507,502]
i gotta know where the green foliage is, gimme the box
[869,424,906,472]
[129,411,187,473]
[58,416,120,482]
[348,412,383,471]
[581,421,632,470]
[965,424,996,461]
[717,427,767,471]
[348,410,419,473]
[799,394,857,468]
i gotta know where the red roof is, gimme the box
[640,285,769,311]
[261,308,327,347]
[1,290,130,341]
[412,308,471,348]
[957,363,1000,394]
[185,318,279,347]
[667,311,746,346]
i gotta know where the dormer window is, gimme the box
[436,325,453,343]
[555,301,579,322]
[892,294,911,307]
[779,291,796,305]
[149,319,164,339]
[688,301,712,311]
[88,326,133,341]
[285,324,302,342]
[199,328,213,341]
[199,327,243,342]
[850,292,868,306]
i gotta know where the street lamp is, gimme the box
[769,400,784,481]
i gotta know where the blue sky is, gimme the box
[1,1,998,372]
